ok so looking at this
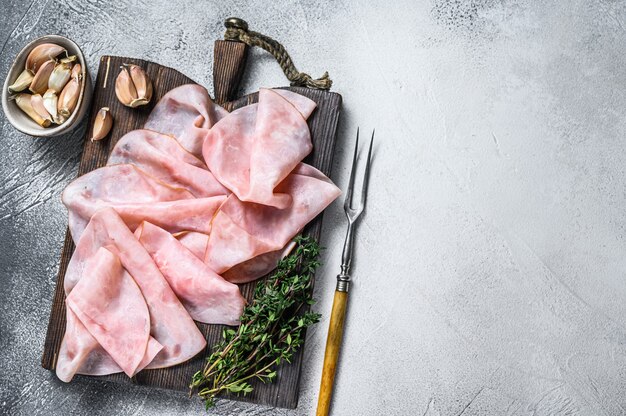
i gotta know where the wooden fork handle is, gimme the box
[316,290,349,416]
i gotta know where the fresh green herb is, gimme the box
[189,235,322,409]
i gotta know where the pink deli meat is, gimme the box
[108,129,227,198]
[57,85,340,382]
[62,164,194,242]
[57,248,163,382]
[62,208,206,370]
[64,248,162,378]
[136,222,245,325]
[144,84,227,157]
[203,88,316,209]
[205,163,341,274]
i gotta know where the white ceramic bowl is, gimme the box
[1,35,92,137]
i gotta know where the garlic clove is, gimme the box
[14,93,51,127]
[29,59,56,95]
[48,59,73,93]
[8,69,35,94]
[115,65,138,107]
[31,94,52,123]
[71,63,82,81]
[53,114,67,125]
[57,77,81,118]
[43,89,58,120]
[90,107,113,141]
[60,55,77,65]
[25,43,66,74]
[128,64,152,107]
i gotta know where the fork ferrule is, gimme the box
[336,272,351,292]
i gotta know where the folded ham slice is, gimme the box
[222,241,297,284]
[63,208,206,370]
[176,231,210,259]
[144,84,227,157]
[175,231,292,284]
[108,130,227,198]
[66,248,162,377]
[57,248,163,383]
[136,222,245,325]
[62,164,194,242]
[203,89,317,209]
[205,163,341,273]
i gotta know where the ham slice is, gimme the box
[203,89,316,209]
[144,84,227,156]
[108,130,227,198]
[106,196,226,236]
[63,208,206,370]
[136,222,245,325]
[222,241,297,284]
[176,231,209,259]
[205,163,341,273]
[57,249,163,383]
[62,164,194,242]
[66,248,162,377]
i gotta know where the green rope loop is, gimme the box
[224,19,332,90]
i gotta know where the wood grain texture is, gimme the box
[213,40,249,104]
[41,54,342,409]
[316,290,349,416]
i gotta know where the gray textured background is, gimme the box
[1,0,626,415]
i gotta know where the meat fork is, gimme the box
[317,129,374,416]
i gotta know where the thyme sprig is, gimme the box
[189,236,322,409]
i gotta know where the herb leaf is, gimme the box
[189,235,322,408]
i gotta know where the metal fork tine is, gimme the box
[344,128,359,211]
[359,130,374,209]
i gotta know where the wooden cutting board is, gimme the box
[41,40,342,409]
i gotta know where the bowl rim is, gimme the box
[1,34,90,137]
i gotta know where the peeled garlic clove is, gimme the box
[48,59,73,93]
[31,94,52,123]
[128,64,152,107]
[90,107,113,141]
[14,93,51,127]
[43,89,58,120]
[115,65,138,107]
[25,43,66,74]
[29,59,55,95]
[57,77,81,118]
[8,69,34,93]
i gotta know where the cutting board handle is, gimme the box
[213,17,333,105]
[213,18,249,105]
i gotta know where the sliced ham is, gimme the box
[57,249,162,383]
[222,241,297,284]
[99,196,226,237]
[65,248,162,377]
[108,130,227,198]
[57,85,341,382]
[136,222,245,325]
[176,231,209,259]
[175,231,293,284]
[202,104,257,200]
[203,89,316,209]
[62,164,194,242]
[144,84,227,156]
[205,163,340,273]
[272,89,317,119]
[63,208,206,369]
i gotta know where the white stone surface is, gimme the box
[1,0,625,415]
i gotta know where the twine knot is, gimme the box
[224,18,332,90]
